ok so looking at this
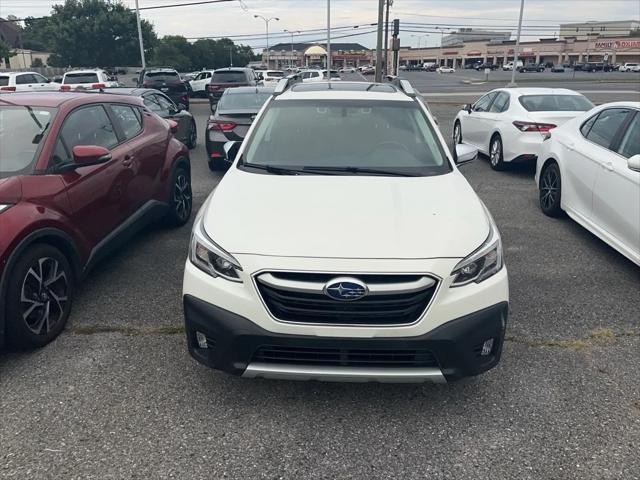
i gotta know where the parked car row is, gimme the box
[0,91,193,348]
[453,88,639,265]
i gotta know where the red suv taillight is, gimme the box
[60,85,71,91]
[181,95,188,103]
[208,120,236,131]
[0,86,16,92]
[91,83,106,89]
[513,121,557,133]
[208,85,220,92]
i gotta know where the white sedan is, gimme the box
[437,66,455,73]
[0,71,60,93]
[535,102,640,265]
[339,67,356,73]
[453,88,594,170]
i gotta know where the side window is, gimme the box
[16,74,35,85]
[301,72,310,79]
[51,105,119,168]
[490,92,510,113]
[110,104,143,140]
[617,113,640,159]
[155,94,175,113]
[473,92,496,112]
[585,108,630,150]
[580,114,599,137]
[143,94,163,113]
[203,72,211,80]
[33,73,48,83]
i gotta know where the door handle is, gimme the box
[603,161,614,172]
[122,154,134,167]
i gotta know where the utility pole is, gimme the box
[509,0,525,87]
[375,0,385,82]
[326,0,331,73]
[255,15,279,68]
[383,0,392,76]
[284,29,300,67]
[229,46,233,67]
[135,0,146,69]
[391,19,400,76]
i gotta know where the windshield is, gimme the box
[64,73,99,84]
[519,95,594,112]
[218,92,272,112]
[241,100,451,176]
[0,105,56,178]
[212,71,247,83]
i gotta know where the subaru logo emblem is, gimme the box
[323,277,368,301]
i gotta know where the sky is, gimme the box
[1,0,639,50]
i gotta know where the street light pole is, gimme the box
[134,0,146,69]
[327,0,331,73]
[284,29,301,68]
[383,0,392,76]
[509,0,525,87]
[255,15,279,68]
[375,0,385,82]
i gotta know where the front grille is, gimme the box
[252,345,438,368]
[255,272,438,326]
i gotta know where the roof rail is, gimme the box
[273,74,301,96]
[386,76,416,98]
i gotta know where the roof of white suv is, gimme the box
[276,81,414,101]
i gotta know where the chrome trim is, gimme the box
[256,272,436,296]
[242,363,446,383]
[251,269,442,328]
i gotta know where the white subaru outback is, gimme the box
[183,79,509,383]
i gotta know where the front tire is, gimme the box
[489,135,506,171]
[165,163,192,227]
[453,121,463,144]
[5,245,74,349]
[539,162,563,217]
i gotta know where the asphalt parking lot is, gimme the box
[1,81,639,479]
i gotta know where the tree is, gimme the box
[152,36,258,71]
[0,40,16,66]
[31,58,45,68]
[22,0,157,67]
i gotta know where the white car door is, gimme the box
[462,92,498,150]
[591,111,640,260]
[192,72,211,93]
[14,73,38,92]
[31,73,54,91]
[564,107,631,223]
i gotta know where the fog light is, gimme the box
[196,331,208,349]
[481,338,494,356]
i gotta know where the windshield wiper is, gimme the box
[242,163,306,175]
[302,166,417,177]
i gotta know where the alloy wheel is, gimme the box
[490,139,501,166]
[540,167,559,210]
[174,173,192,222]
[20,257,68,335]
[454,124,461,144]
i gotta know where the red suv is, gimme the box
[0,92,192,348]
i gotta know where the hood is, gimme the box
[203,170,489,259]
[0,176,22,204]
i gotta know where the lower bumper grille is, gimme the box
[252,345,438,368]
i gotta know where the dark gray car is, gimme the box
[107,87,197,149]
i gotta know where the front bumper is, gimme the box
[183,294,508,382]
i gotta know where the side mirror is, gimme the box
[628,154,640,173]
[464,104,472,114]
[72,145,111,167]
[454,144,478,165]
[223,141,240,163]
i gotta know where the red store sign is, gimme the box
[595,40,640,50]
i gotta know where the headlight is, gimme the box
[450,206,503,287]
[189,216,243,282]
[0,204,13,214]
